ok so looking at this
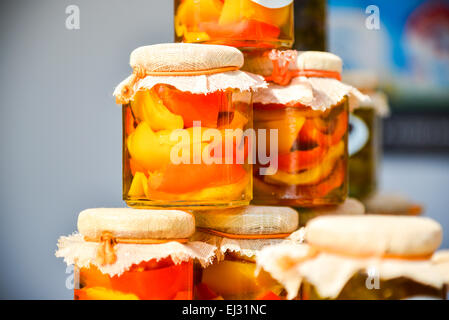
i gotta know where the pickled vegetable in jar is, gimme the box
[343,71,390,200]
[192,205,299,300]
[174,0,294,50]
[114,44,265,209]
[56,208,216,300]
[302,273,447,300]
[242,50,369,207]
[299,215,448,300]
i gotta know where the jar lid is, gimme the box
[305,215,442,258]
[78,208,195,241]
[298,198,365,226]
[296,51,343,74]
[130,43,244,74]
[114,43,266,104]
[194,205,298,237]
[342,70,379,91]
[244,50,343,76]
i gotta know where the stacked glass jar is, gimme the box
[173,1,373,301]
[343,71,390,201]
[55,2,422,302]
[242,50,367,207]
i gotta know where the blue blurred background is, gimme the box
[0,0,448,299]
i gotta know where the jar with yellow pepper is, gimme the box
[191,205,299,300]
[174,0,294,50]
[114,44,265,209]
[56,208,216,300]
[243,50,368,206]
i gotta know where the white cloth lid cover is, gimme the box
[194,205,299,235]
[305,215,442,257]
[130,43,244,73]
[77,208,195,240]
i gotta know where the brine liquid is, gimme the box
[194,253,290,300]
[75,258,193,300]
[174,0,294,50]
[253,98,349,207]
[123,85,253,209]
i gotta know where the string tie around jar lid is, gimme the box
[264,50,342,86]
[196,227,292,240]
[84,231,190,265]
[117,65,240,104]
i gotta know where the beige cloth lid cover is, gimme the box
[194,205,299,235]
[305,215,442,257]
[56,208,216,276]
[114,43,266,103]
[302,198,365,216]
[364,192,421,215]
[130,43,243,73]
[342,71,390,116]
[342,70,379,91]
[192,206,299,260]
[243,51,369,111]
[243,51,342,76]
[78,208,195,240]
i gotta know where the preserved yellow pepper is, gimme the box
[192,205,300,300]
[56,208,215,300]
[174,0,294,50]
[114,44,265,209]
[243,51,368,206]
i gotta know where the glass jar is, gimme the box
[302,273,447,300]
[348,107,381,200]
[343,72,389,200]
[56,208,208,301]
[115,44,262,209]
[192,205,299,300]
[174,0,294,50]
[122,86,253,208]
[195,251,289,300]
[75,258,193,300]
[253,98,349,206]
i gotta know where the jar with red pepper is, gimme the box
[243,50,368,206]
[174,0,294,50]
[56,208,216,300]
[114,44,265,209]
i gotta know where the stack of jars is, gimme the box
[54,1,366,300]
[55,1,446,301]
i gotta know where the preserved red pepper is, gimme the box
[114,44,264,209]
[56,208,213,301]
[174,0,294,50]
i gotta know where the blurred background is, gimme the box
[0,0,448,299]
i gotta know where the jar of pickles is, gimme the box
[192,205,299,300]
[300,216,448,300]
[243,50,368,206]
[343,71,390,200]
[174,0,294,50]
[114,44,265,209]
[56,208,216,300]
[258,215,449,300]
